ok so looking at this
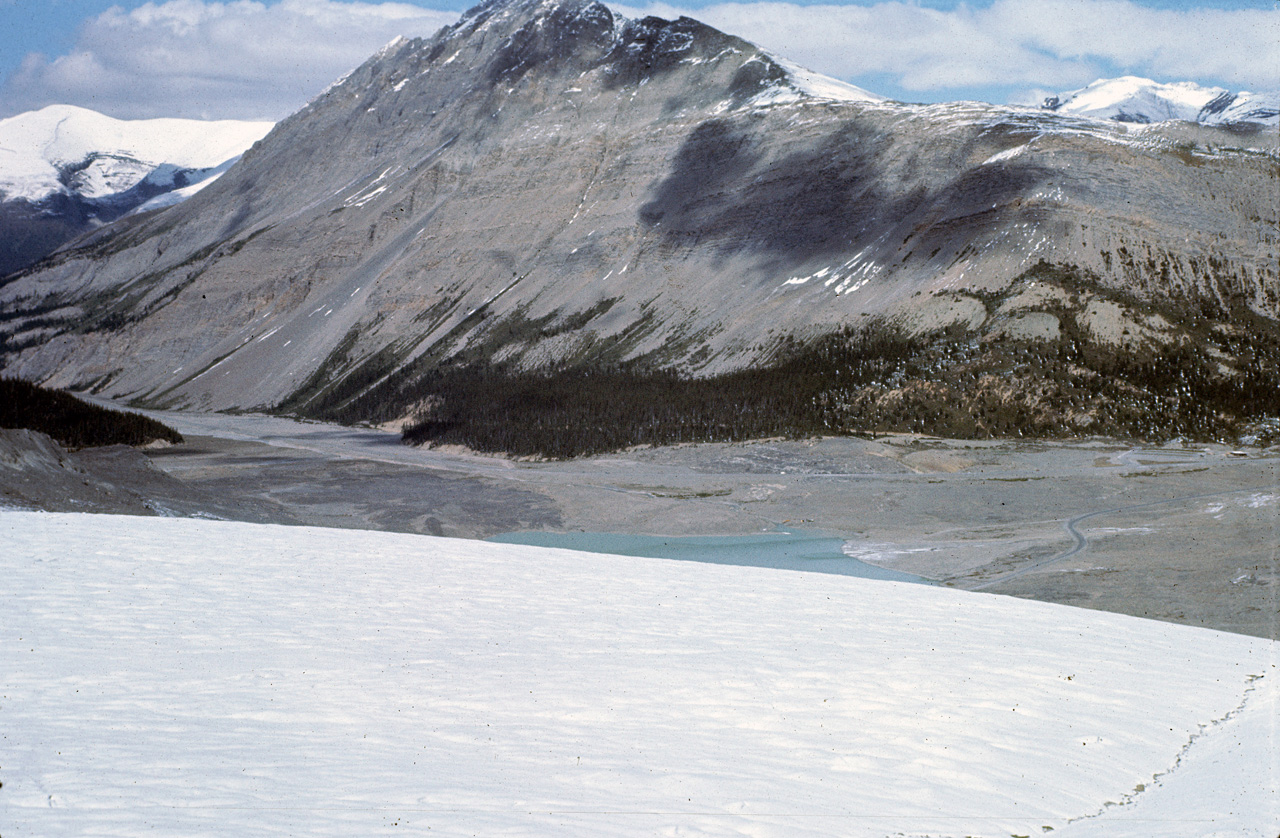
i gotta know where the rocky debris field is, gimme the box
[5,403,1275,640]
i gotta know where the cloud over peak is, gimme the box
[1,0,459,120]
[619,0,1280,103]
[1,0,1276,121]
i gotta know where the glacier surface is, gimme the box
[2,511,1276,837]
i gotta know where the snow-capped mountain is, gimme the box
[0,105,273,276]
[1042,76,1279,126]
[0,104,273,203]
[1199,87,1280,126]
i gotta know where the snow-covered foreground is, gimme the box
[3,512,1276,837]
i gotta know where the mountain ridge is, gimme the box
[1,0,1278,451]
[1041,75,1279,127]
[0,104,273,276]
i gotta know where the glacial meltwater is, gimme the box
[486,529,932,584]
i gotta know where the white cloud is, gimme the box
[616,0,1280,101]
[0,0,459,120]
[3,0,1276,119]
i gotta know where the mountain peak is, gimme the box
[457,0,605,25]
[1042,75,1277,127]
[0,104,273,274]
[449,0,617,45]
[470,0,875,105]
[302,0,879,127]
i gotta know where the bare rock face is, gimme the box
[0,0,1277,433]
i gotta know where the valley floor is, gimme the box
[3,511,1276,837]
[4,400,1277,639]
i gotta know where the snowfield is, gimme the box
[2,511,1276,837]
[0,105,273,203]
[1044,76,1279,127]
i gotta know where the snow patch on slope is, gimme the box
[3,511,1275,837]
[130,155,244,214]
[772,57,884,104]
[1205,89,1280,126]
[737,54,884,109]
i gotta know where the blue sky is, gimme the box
[1,0,1277,120]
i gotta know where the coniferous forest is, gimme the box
[1,377,183,449]
[397,313,1280,459]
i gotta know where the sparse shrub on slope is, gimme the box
[0,377,183,449]
[396,263,1280,458]
[398,328,923,458]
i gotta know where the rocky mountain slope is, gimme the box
[1,0,1277,450]
[0,105,273,276]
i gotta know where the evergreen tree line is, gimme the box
[396,319,1280,458]
[0,377,183,450]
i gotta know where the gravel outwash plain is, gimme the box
[4,401,1276,640]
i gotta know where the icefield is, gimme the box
[0,105,272,203]
[3,511,1276,837]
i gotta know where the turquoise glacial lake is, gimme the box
[486,529,932,584]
